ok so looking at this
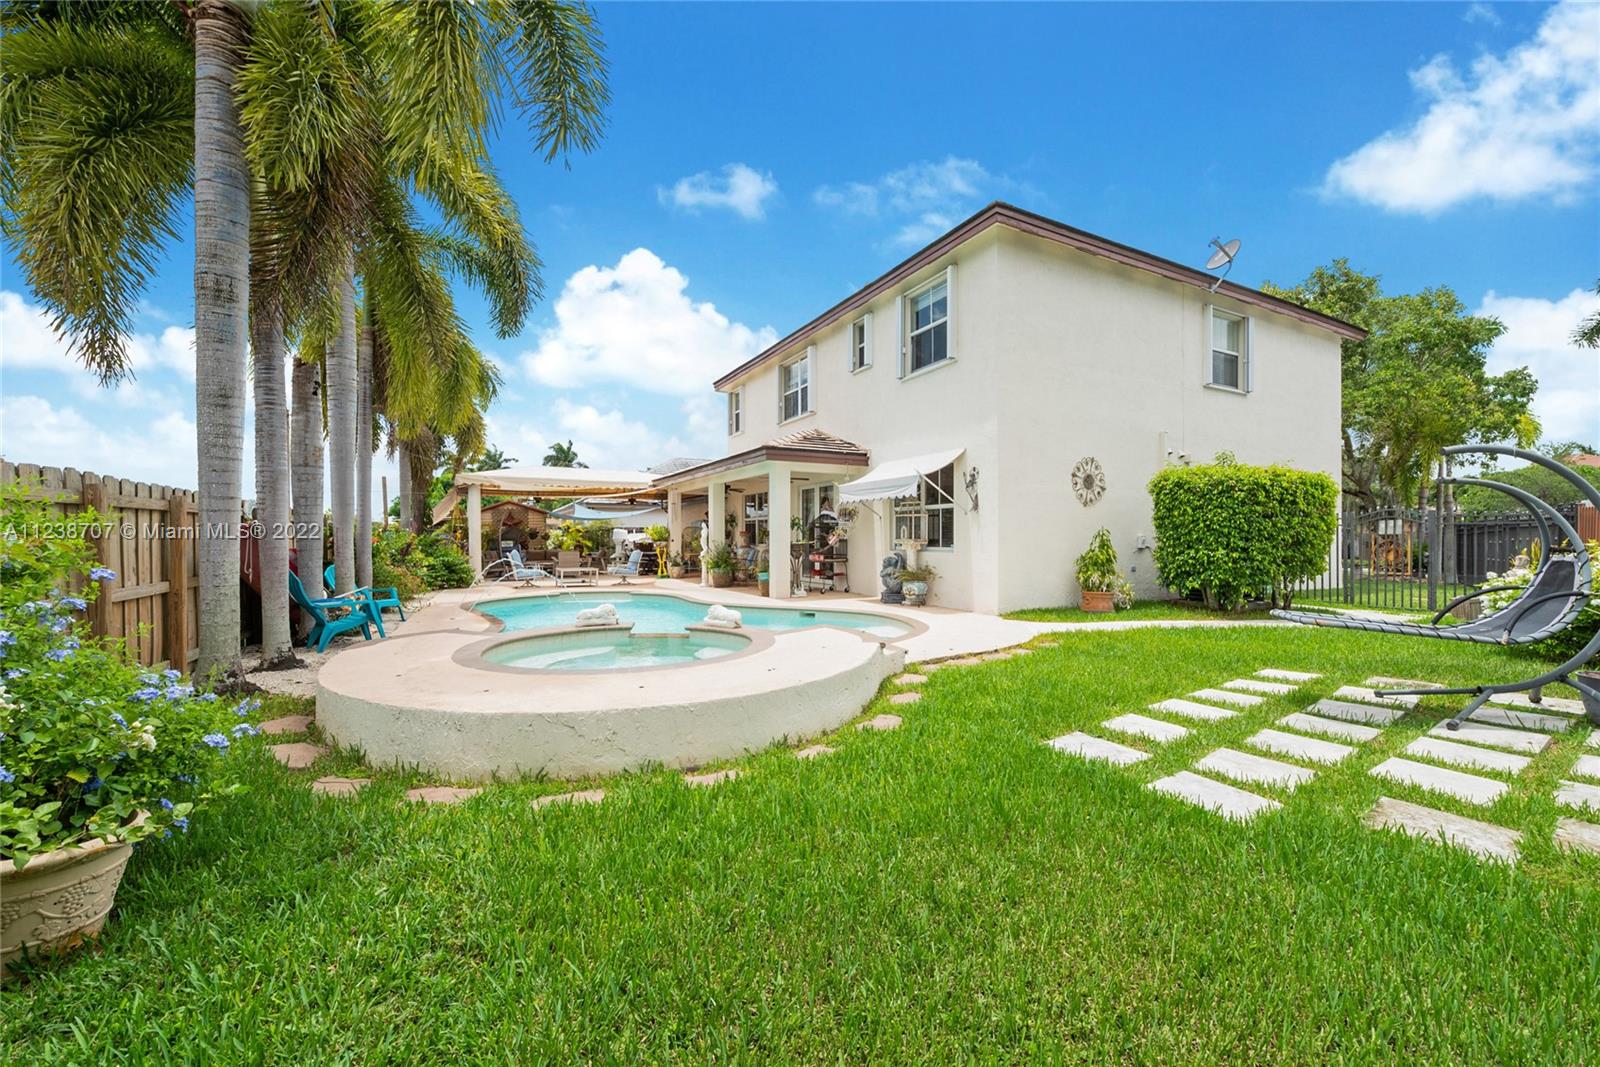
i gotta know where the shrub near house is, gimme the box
[1148,456,1338,611]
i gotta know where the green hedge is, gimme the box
[1148,459,1338,611]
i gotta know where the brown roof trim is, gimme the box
[712,201,1366,390]
[652,442,870,489]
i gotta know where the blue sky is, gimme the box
[2,1,1596,504]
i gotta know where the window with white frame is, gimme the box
[891,463,956,549]
[780,352,810,421]
[799,483,836,532]
[727,389,742,434]
[1209,308,1249,391]
[850,315,871,372]
[907,278,949,373]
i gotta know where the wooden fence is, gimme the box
[2,460,199,670]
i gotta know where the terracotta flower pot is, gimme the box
[710,570,733,588]
[2,818,144,976]
[1081,590,1115,613]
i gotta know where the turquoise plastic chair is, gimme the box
[290,571,378,652]
[325,565,406,621]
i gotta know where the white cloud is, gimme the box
[1323,1,1600,213]
[1463,3,1501,27]
[659,163,779,220]
[1478,287,1600,445]
[522,249,776,396]
[0,289,195,380]
[814,157,1026,247]
[0,393,199,487]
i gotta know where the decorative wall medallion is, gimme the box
[1071,457,1105,506]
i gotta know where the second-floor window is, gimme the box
[850,315,871,372]
[780,353,810,421]
[1209,308,1249,391]
[908,278,950,373]
[727,389,742,434]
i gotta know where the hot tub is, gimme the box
[480,627,750,672]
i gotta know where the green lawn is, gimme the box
[1006,600,1274,623]
[6,629,1598,1063]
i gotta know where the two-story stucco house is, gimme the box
[655,202,1362,614]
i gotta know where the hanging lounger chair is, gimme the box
[1272,445,1600,729]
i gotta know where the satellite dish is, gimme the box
[1204,237,1240,292]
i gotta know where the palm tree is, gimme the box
[544,440,586,468]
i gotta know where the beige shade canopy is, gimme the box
[454,465,660,498]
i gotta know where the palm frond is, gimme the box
[490,0,609,162]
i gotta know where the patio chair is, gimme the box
[289,570,378,653]
[1272,445,1600,728]
[325,565,406,620]
[479,547,556,587]
[608,549,645,584]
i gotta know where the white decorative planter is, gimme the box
[1,825,140,976]
[902,580,929,607]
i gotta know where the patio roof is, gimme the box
[652,429,871,488]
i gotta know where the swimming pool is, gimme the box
[482,629,749,671]
[476,591,913,640]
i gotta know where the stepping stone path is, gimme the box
[259,714,314,736]
[1309,699,1406,726]
[1486,691,1585,715]
[1246,728,1353,766]
[888,691,921,706]
[270,742,327,770]
[1364,796,1520,864]
[1149,698,1237,722]
[1467,705,1574,734]
[1334,685,1418,709]
[405,785,480,805]
[1046,732,1150,767]
[1149,771,1280,822]
[1221,678,1296,696]
[1277,712,1380,743]
[858,713,902,732]
[1572,754,1600,781]
[533,789,604,809]
[1403,737,1530,775]
[310,776,370,798]
[1370,757,1507,807]
[1554,817,1600,858]
[1555,780,1600,813]
[1256,669,1321,682]
[1195,748,1316,791]
[1104,713,1189,743]
[684,769,741,787]
[893,673,928,685]
[795,744,835,760]
[1365,676,1443,691]
[1188,688,1264,708]
[1427,721,1552,754]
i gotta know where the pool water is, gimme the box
[483,629,747,671]
[478,591,912,640]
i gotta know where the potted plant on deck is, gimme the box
[1075,527,1131,613]
[705,542,736,588]
[898,563,937,607]
[666,554,686,580]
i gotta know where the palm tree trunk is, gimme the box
[251,299,296,668]
[192,0,249,683]
[397,438,413,534]
[328,252,357,595]
[355,318,374,588]
[406,438,434,533]
[290,356,326,602]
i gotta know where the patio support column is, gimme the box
[706,480,726,587]
[768,463,792,599]
[667,489,683,555]
[466,482,482,580]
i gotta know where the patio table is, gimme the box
[557,566,599,585]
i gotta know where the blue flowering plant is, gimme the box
[0,482,252,869]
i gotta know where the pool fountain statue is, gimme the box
[879,550,906,605]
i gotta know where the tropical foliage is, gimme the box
[371,528,473,596]
[543,440,586,468]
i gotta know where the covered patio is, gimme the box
[452,466,663,577]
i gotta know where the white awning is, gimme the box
[837,448,964,502]
[455,465,656,496]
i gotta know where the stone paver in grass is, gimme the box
[980,650,1016,662]
[1277,712,1381,744]
[533,788,605,810]
[940,656,983,668]
[1365,676,1444,691]
[1245,728,1354,766]
[1364,796,1520,864]
[1256,668,1321,682]
[1148,698,1238,723]
[1307,698,1407,726]
[1485,691,1586,716]
[858,714,903,732]
[1103,713,1190,744]
[1427,721,1553,755]
[684,769,742,788]
[1403,737,1531,775]
[270,742,327,770]
[1554,817,1600,858]
[1590,730,1600,750]
[888,691,922,706]
[1555,780,1600,814]
[1149,771,1281,822]
[893,673,928,685]
[1333,685,1419,709]
[405,785,480,805]
[1571,754,1600,781]
[1194,748,1316,791]
[1034,640,1059,648]
[1221,678,1296,696]
[1370,757,1507,807]
[1467,705,1575,734]
[310,776,370,798]
[259,714,314,736]
[1010,648,1034,656]
[1046,732,1150,767]
[795,744,835,760]
[1188,688,1265,708]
